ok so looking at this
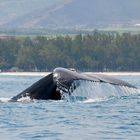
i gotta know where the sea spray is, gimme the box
[60,80,140,102]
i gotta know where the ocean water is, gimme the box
[0,75,140,140]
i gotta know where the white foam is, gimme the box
[17,96,31,102]
[83,98,107,103]
[0,97,11,103]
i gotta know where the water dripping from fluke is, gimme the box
[60,80,140,102]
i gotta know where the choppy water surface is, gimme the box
[0,75,140,140]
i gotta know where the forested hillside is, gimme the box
[0,32,139,72]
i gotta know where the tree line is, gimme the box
[0,31,140,72]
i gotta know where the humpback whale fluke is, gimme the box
[11,67,138,101]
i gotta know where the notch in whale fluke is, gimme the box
[11,67,138,101]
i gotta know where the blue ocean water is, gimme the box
[0,75,140,140]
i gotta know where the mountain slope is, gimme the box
[1,0,140,28]
[0,0,68,28]
[44,0,140,28]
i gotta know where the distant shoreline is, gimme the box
[86,72,140,76]
[0,72,50,76]
[0,72,140,76]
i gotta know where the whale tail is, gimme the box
[11,73,60,101]
[10,67,138,101]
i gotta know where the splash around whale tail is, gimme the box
[10,67,139,102]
